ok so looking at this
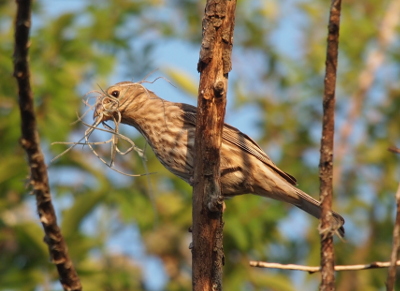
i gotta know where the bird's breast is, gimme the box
[138,121,195,183]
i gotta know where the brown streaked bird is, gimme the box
[94,81,345,237]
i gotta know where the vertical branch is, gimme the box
[386,147,400,291]
[192,0,236,290]
[13,1,82,290]
[319,0,342,291]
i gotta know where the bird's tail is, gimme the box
[293,188,345,238]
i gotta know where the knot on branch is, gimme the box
[213,81,225,97]
[205,1,227,19]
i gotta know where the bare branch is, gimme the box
[388,146,400,155]
[192,1,236,290]
[13,1,81,290]
[319,0,342,290]
[250,260,400,274]
[51,90,148,177]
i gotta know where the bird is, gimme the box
[93,81,345,237]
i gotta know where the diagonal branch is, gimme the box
[13,1,81,290]
[388,146,400,155]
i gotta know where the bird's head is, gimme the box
[93,81,151,124]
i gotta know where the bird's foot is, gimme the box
[207,195,225,213]
[188,175,195,186]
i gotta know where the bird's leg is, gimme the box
[188,226,193,251]
[188,171,195,186]
[207,181,225,213]
[207,197,225,213]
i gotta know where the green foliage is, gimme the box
[1,0,400,290]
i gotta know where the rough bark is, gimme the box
[13,1,82,290]
[192,0,236,290]
[319,0,342,290]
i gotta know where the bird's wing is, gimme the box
[180,103,297,186]
[222,124,297,185]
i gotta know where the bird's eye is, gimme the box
[111,90,120,98]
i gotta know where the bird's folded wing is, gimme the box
[181,106,297,186]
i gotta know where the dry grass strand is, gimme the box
[51,87,150,177]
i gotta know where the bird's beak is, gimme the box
[93,101,118,123]
[93,103,112,122]
[93,103,102,121]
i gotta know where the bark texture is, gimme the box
[13,1,82,290]
[319,0,342,290]
[192,1,236,290]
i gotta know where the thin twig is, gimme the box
[388,146,400,155]
[250,260,400,274]
[13,1,81,290]
[53,83,160,226]
[51,90,148,177]
[139,74,176,88]
[319,0,342,290]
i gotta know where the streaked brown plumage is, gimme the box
[94,81,345,236]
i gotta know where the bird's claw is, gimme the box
[207,195,224,213]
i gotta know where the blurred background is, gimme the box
[1,0,400,290]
